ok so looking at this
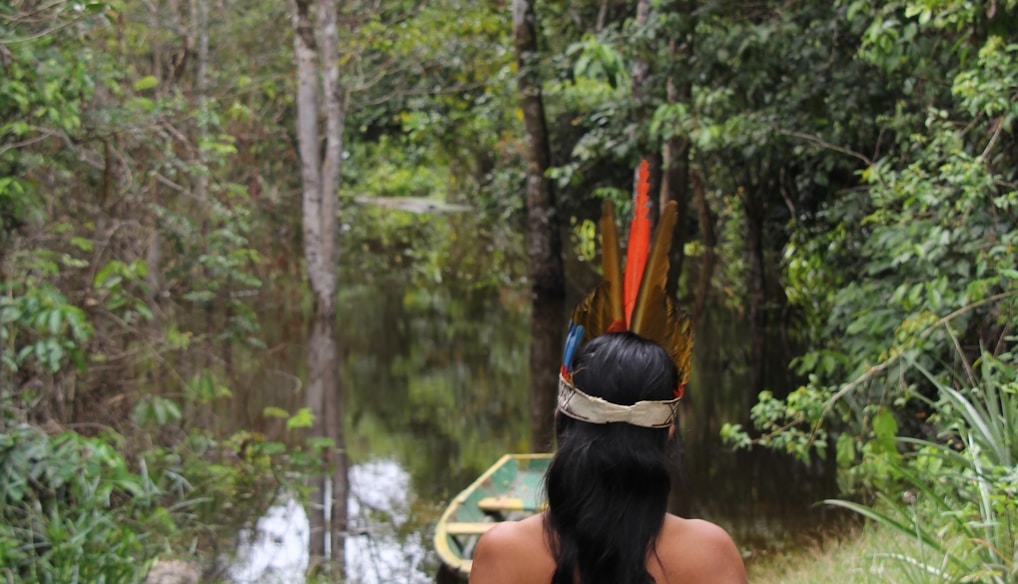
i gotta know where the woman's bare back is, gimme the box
[469,513,747,584]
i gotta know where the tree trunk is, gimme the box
[512,0,565,452]
[595,0,610,32]
[631,0,662,221]
[632,0,652,92]
[305,310,347,573]
[744,185,766,398]
[192,0,209,205]
[292,0,346,575]
[190,0,215,374]
[691,169,716,325]
[660,0,694,297]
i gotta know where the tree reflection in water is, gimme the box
[223,213,838,580]
[231,460,431,584]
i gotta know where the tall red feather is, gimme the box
[623,160,652,325]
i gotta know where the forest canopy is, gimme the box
[1,0,1017,581]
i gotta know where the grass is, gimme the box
[748,521,930,584]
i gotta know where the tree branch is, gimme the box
[774,127,872,166]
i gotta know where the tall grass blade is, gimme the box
[874,552,951,579]
[911,359,1009,466]
[825,499,943,555]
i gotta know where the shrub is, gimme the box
[827,350,1018,583]
[0,426,165,583]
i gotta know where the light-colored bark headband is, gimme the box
[557,373,679,429]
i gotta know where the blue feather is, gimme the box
[562,323,585,372]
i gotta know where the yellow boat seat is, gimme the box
[444,522,496,536]
[477,496,525,513]
[478,496,548,514]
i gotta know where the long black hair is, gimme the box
[544,332,679,584]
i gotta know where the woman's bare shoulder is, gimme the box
[468,514,553,584]
[657,515,748,584]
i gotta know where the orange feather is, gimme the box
[624,160,652,325]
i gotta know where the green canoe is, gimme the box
[434,453,552,577]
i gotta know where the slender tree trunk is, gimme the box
[513,0,565,452]
[633,0,694,515]
[661,139,688,293]
[143,3,164,376]
[190,0,215,373]
[191,0,209,202]
[150,2,163,96]
[293,0,347,575]
[196,0,208,143]
[306,311,347,571]
[691,169,716,325]
[595,0,610,32]
[632,0,652,90]
[660,0,694,296]
[744,184,766,397]
[631,0,662,221]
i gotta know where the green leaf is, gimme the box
[133,76,158,91]
[836,433,856,467]
[133,396,182,427]
[182,290,216,303]
[306,437,335,452]
[255,441,286,455]
[94,261,124,288]
[69,237,94,252]
[134,302,153,321]
[286,407,315,430]
[262,406,290,419]
[47,309,62,335]
[872,407,899,455]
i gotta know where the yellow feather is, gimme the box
[656,297,694,385]
[629,201,694,383]
[630,201,678,334]
[570,281,615,342]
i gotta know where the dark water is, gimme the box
[222,213,838,582]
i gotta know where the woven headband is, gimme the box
[557,373,679,429]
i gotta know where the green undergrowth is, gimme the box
[0,422,324,583]
[752,503,1017,584]
[749,522,919,583]
[747,347,1018,583]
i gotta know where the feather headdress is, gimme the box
[559,160,693,427]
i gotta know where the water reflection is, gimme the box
[231,499,307,583]
[680,282,838,554]
[231,460,432,584]
[223,211,837,580]
[345,460,432,583]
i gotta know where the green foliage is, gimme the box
[1,2,103,237]
[0,427,157,583]
[285,407,315,430]
[0,285,90,376]
[93,260,154,325]
[139,429,292,536]
[722,386,829,462]
[133,396,183,427]
[341,0,520,216]
[728,0,1018,481]
[826,350,1018,583]
[4,0,532,574]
